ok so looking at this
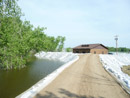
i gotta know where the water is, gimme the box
[0,58,64,98]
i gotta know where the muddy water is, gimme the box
[0,59,64,98]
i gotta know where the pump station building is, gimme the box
[73,44,108,54]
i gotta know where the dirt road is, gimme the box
[35,54,130,98]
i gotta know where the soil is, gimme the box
[34,54,130,98]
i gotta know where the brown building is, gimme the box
[73,44,108,54]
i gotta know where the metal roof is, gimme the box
[73,44,108,49]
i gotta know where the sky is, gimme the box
[18,0,130,48]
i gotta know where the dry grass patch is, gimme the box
[122,65,130,76]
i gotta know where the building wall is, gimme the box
[90,49,108,54]
[73,49,108,54]
[73,49,90,53]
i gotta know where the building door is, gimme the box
[82,51,86,53]
[76,51,79,53]
[94,51,96,54]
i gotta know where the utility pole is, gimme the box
[115,35,118,55]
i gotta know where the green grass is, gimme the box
[121,65,130,76]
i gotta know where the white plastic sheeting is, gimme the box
[35,51,78,63]
[16,52,79,98]
[100,53,130,94]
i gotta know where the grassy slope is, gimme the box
[122,66,130,76]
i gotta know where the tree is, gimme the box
[108,47,130,53]
[57,36,65,52]
[0,0,25,69]
[66,47,72,52]
[0,0,66,69]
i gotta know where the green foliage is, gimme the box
[108,47,130,53]
[57,36,65,52]
[66,47,72,52]
[0,0,65,69]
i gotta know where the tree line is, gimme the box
[108,47,130,53]
[0,0,65,69]
[65,47,130,53]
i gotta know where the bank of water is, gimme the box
[0,58,64,98]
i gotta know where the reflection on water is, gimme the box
[0,58,64,98]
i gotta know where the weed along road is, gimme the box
[34,54,130,98]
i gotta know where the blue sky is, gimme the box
[18,0,130,48]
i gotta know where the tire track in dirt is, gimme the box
[34,54,130,98]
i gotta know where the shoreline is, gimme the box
[16,52,79,98]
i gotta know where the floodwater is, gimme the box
[0,58,64,98]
